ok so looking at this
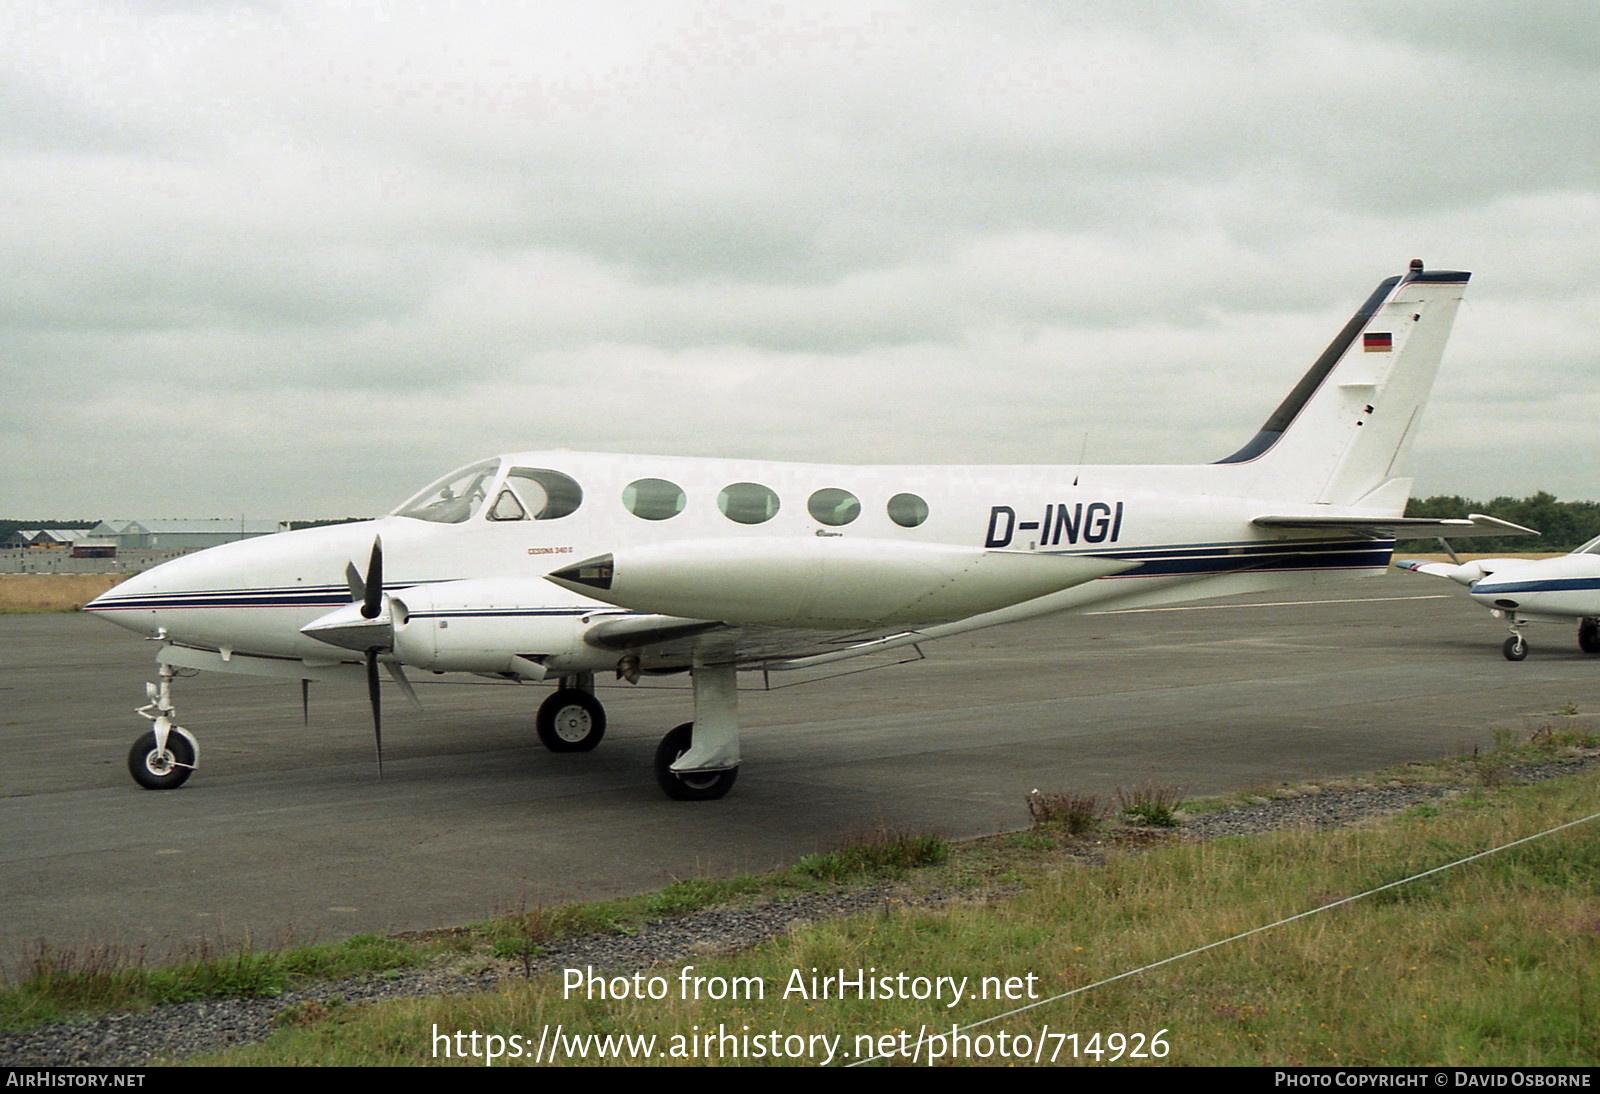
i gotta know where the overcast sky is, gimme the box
[4,0,1597,519]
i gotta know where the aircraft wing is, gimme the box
[584,616,928,674]
[1391,557,1525,586]
[1251,513,1537,540]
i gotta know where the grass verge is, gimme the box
[203,768,1600,1067]
[0,825,948,1032]
[6,727,1597,1065]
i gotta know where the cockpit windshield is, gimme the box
[1577,535,1600,556]
[392,458,501,523]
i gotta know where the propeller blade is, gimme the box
[361,538,384,620]
[366,648,384,780]
[344,562,366,604]
[301,679,310,727]
[386,663,423,712]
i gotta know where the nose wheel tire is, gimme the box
[128,729,197,790]
[1503,635,1529,662]
[535,688,606,752]
[1579,619,1600,654]
[653,722,738,801]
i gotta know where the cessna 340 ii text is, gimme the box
[88,260,1529,800]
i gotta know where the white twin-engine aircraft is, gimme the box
[1396,544,1599,662]
[88,260,1528,800]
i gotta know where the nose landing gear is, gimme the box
[127,661,199,789]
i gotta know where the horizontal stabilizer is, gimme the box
[1252,513,1537,540]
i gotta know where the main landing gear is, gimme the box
[1497,618,1600,661]
[651,651,741,801]
[127,661,199,789]
[654,723,739,801]
[539,655,742,800]
[535,675,607,752]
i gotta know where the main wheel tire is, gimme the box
[1579,620,1600,654]
[536,688,606,752]
[653,722,738,801]
[127,729,196,790]
[1503,635,1529,662]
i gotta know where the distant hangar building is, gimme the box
[2,528,97,549]
[90,519,284,550]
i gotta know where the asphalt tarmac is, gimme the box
[3,570,1595,956]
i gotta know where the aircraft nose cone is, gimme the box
[83,567,167,636]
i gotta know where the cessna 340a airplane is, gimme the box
[1396,539,1600,662]
[87,260,1530,800]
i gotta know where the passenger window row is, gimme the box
[492,469,928,528]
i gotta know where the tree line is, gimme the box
[1401,492,1600,552]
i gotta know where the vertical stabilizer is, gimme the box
[1216,261,1470,507]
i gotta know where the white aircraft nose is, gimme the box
[81,521,388,654]
[84,560,186,636]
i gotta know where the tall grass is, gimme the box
[204,773,1600,1066]
[1,934,430,1029]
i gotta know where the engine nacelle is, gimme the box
[390,578,601,676]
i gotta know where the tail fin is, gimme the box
[1216,260,1470,507]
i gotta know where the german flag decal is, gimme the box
[1363,332,1393,352]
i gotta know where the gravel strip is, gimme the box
[5,757,1596,1068]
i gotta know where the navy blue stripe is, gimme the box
[1474,578,1600,596]
[1114,549,1393,579]
[88,579,453,611]
[92,593,350,610]
[1085,540,1386,562]
[410,609,598,620]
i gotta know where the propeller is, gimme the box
[356,538,386,779]
[302,537,423,779]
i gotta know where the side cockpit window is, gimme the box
[487,489,527,521]
[393,459,499,524]
[495,468,583,521]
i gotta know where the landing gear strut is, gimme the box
[127,660,199,789]
[1503,632,1529,662]
[652,651,740,801]
[536,675,607,752]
